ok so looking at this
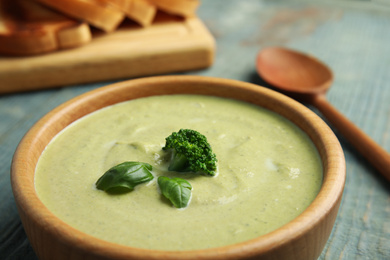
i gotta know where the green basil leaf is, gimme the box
[158,176,192,208]
[96,162,153,193]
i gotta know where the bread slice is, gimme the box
[125,0,157,27]
[34,0,125,32]
[108,0,157,27]
[148,0,199,17]
[0,0,92,56]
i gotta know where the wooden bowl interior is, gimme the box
[11,76,345,260]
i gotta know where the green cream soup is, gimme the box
[35,95,322,251]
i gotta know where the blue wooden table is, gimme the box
[1,1,389,259]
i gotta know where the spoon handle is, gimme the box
[311,94,390,181]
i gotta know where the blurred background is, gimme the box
[1,0,389,259]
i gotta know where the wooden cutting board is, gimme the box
[0,16,215,94]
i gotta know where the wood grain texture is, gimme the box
[311,94,390,181]
[0,16,215,94]
[11,76,345,260]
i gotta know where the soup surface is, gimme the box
[35,94,322,251]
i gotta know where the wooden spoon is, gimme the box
[256,46,390,181]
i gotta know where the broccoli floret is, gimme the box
[163,129,218,176]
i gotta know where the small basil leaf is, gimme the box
[96,162,153,193]
[158,176,192,208]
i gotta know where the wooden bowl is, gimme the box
[11,76,345,260]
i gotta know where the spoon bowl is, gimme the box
[256,46,390,181]
[256,47,332,96]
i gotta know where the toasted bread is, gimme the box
[148,0,199,17]
[34,0,125,32]
[108,0,156,27]
[125,0,157,27]
[0,0,92,56]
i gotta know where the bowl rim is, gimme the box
[11,75,345,260]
